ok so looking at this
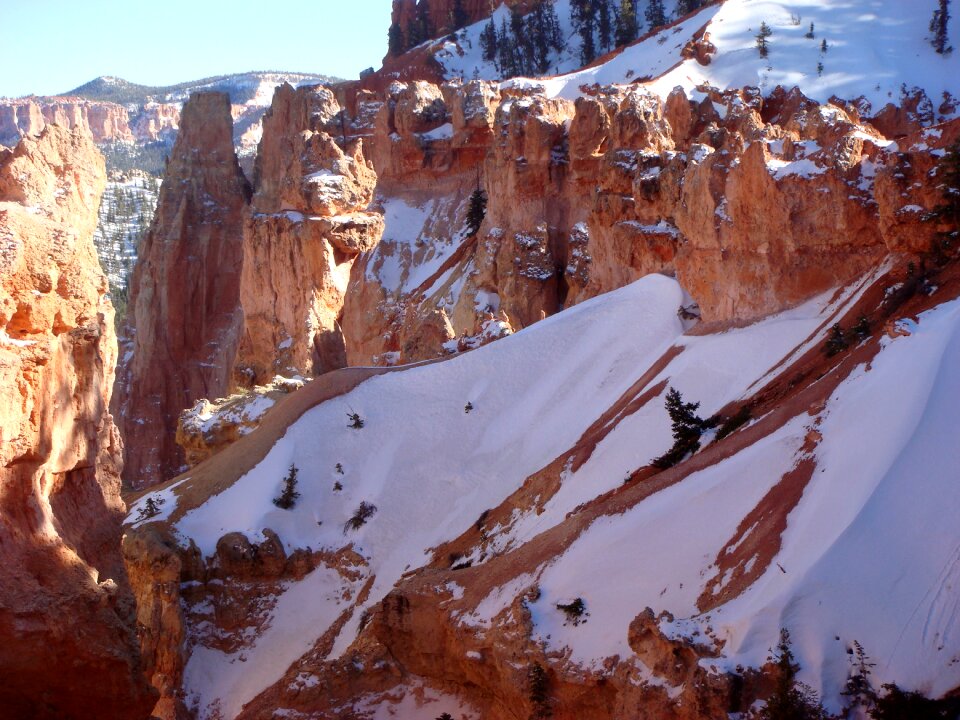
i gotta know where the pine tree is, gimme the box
[805,21,815,39]
[408,0,434,48]
[497,17,518,76]
[598,0,613,52]
[931,0,953,54]
[824,323,848,357]
[652,387,715,468]
[756,21,773,57]
[820,37,828,53]
[645,0,667,30]
[480,17,499,63]
[388,22,405,56]
[615,0,639,47]
[511,7,532,75]
[466,185,487,236]
[529,1,555,73]
[841,641,877,715]
[572,0,598,65]
[760,629,828,720]
[273,464,301,510]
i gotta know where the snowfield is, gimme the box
[440,0,959,117]
[137,269,960,718]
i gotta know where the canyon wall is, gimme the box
[125,76,952,487]
[116,92,250,489]
[0,125,154,718]
[0,97,179,146]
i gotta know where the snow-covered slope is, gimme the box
[130,263,960,718]
[438,0,959,116]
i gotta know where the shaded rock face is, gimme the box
[116,92,250,489]
[0,125,155,719]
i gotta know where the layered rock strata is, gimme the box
[0,125,154,719]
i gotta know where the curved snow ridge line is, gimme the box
[143,365,394,523]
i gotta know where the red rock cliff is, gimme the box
[0,125,155,719]
[116,92,250,489]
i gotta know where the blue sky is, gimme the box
[0,0,394,98]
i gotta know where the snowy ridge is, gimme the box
[437,0,959,116]
[134,267,960,717]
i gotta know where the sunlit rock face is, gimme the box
[0,125,156,719]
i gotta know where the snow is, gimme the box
[170,265,960,715]
[175,275,686,714]
[365,195,470,297]
[440,0,960,118]
[185,564,365,720]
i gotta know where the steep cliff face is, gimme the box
[0,97,170,145]
[117,92,250,489]
[236,84,382,386]
[332,77,952,366]
[0,125,154,719]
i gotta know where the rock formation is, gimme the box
[236,83,382,386]
[0,125,154,718]
[116,92,250,489]
[0,97,177,146]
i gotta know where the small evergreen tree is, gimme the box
[805,21,815,39]
[136,496,165,521]
[598,0,614,52]
[652,387,716,468]
[930,0,953,55]
[645,0,667,30]
[466,185,488,236]
[615,0,640,47]
[344,501,377,532]
[497,17,519,76]
[824,323,849,357]
[480,16,499,63]
[464,401,474,413]
[273,464,300,510]
[756,21,773,58]
[820,38,829,53]
[760,629,828,720]
[571,0,599,65]
[436,714,455,720]
[841,640,877,715]
[347,412,365,429]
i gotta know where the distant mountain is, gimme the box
[63,71,344,106]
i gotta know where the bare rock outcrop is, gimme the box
[0,125,155,718]
[116,92,250,489]
[236,83,382,386]
[0,97,180,147]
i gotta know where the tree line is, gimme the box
[388,0,712,72]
